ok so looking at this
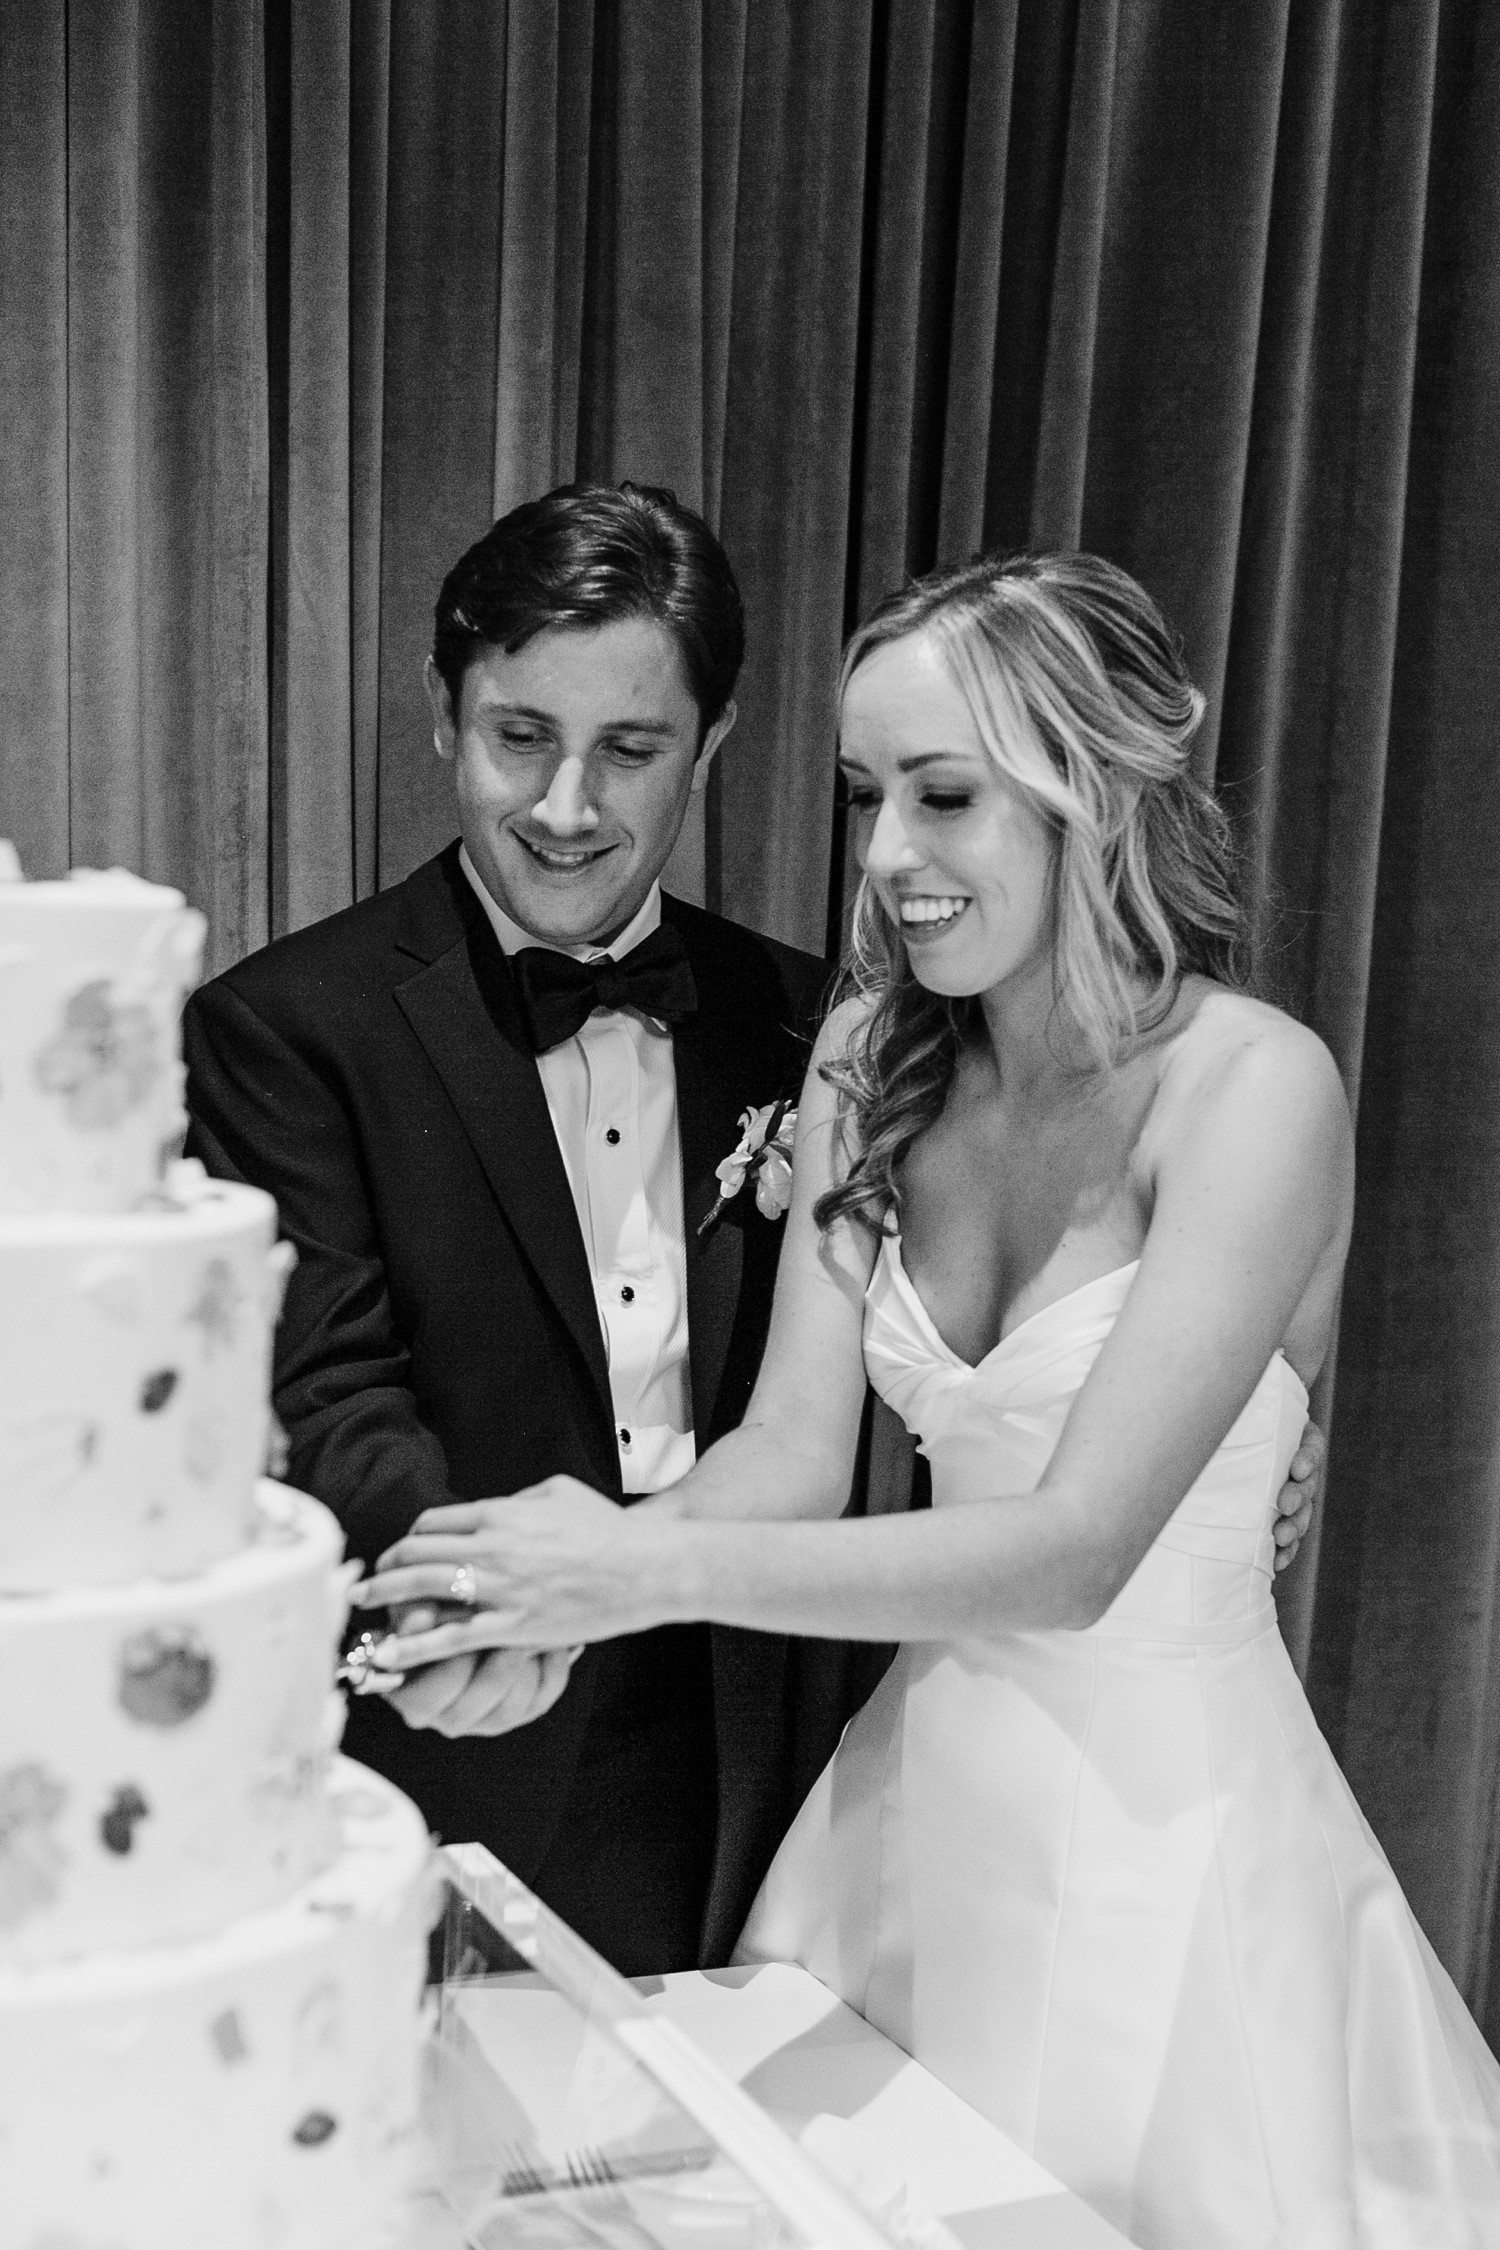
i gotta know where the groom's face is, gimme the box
[430,617,723,950]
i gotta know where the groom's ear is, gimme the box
[424,657,458,760]
[692,699,737,795]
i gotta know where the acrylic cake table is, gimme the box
[393,1847,1132,2250]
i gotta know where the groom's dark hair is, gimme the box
[432,482,745,744]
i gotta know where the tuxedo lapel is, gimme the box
[391,852,613,1421]
[665,891,823,1454]
[670,928,752,1448]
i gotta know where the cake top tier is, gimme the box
[0,845,207,1215]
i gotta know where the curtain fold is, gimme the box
[1,0,267,972]
[492,0,589,518]
[713,0,875,952]
[1313,0,1500,2013]
[372,0,508,890]
[576,0,722,902]
[144,0,268,972]
[0,3,70,868]
[6,0,1500,2039]
[67,0,146,876]
[347,0,392,905]
[1216,0,1444,1671]
[272,0,354,935]
[1070,0,1291,749]
[933,1,1016,565]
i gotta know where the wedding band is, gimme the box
[448,1564,481,1606]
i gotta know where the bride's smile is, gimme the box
[836,627,1057,1006]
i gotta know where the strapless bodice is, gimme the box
[863,1233,1309,1642]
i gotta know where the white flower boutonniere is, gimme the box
[698,1101,798,1237]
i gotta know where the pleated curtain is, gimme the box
[0,0,269,960]
[2,0,1499,2043]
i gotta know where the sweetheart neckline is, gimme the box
[884,1235,1141,1374]
[880,1236,1311,1405]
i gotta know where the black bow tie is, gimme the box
[510,925,698,1053]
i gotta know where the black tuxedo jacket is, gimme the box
[184,843,878,1961]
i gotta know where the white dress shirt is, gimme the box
[460,846,696,1495]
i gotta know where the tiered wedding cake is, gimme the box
[0,851,435,2249]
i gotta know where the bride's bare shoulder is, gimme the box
[811,989,878,1068]
[1149,980,1352,1150]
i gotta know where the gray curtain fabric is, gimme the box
[2,0,1499,2041]
[1,0,268,962]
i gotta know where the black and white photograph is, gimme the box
[1,6,1498,2247]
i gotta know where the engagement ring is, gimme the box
[448,1564,481,1605]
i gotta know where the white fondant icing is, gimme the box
[0,1175,281,1590]
[1,849,434,2248]
[0,857,205,1215]
[0,1488,346,1963]
[0,1762,434,2250]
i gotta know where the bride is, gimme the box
[358,553,1500,2247]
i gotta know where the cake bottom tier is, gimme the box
[1,1756,436,2250]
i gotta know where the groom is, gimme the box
[185,481,1320,1975]
[184,483,862,1972]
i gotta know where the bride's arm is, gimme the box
[360,1014,1352,1654]
[643,1014,1353,1640]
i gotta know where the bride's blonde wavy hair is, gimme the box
[815,551,1248,1235]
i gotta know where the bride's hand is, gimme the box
[350,1478,666,1663]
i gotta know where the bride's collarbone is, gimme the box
[891,1038,1169,1357]
[904,1087,1150,1239]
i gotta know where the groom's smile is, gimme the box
[516,837,615,872]
[426,616,734,951]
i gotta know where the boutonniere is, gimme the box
[698,1101,798,1237]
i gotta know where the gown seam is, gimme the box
[1255,1617,1489,2130]
[1194,1642,1282,2224]
[1250,1631,1352,1949]
[1026,1630,1100,2157]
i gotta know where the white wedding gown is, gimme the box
[737,1240,1500,2249]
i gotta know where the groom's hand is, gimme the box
[1272,1419,1326,1572]
[384,1643,577,1737]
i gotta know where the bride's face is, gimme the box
[839,629,1057,1001]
